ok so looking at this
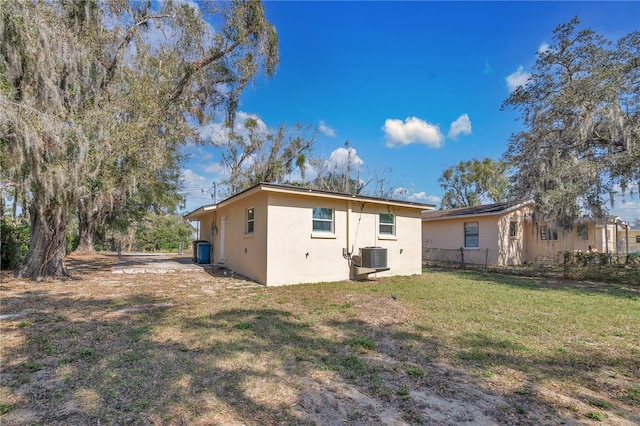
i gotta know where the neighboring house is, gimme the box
[422,200,534,266]
[185,182,435,286]
[621,226,640,253]
[422,200,630,266]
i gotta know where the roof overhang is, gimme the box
[185,182,436,219]
[421,200,534,222]
[255,183,436,210]
[183,204,216,221]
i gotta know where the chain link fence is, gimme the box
[422,247,491,270]
[562,251,640,284]
[423,247,640,285]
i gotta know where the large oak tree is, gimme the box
[502,18,639,229]
[438,158,512,209]
[0,0,278,279]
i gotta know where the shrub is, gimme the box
[0,219,30,270]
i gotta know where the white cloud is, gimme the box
[181,169,210,189]
[484,61,492,75]
[506,65,531,93]
[327,147,364,171]
[203,162,229,179]
[180,169,216,212]
[448,114,472,140]
[538,42,550,54]
[286,160,318,183]
[198,111,268,144]
[408,192,440,203]
[391,188,440,203]
[318,121,336,137]
[393,187,409,197]
[610,194,640,224]
[198,122,226,143]
[383,117,445,148]
[233,111,268,133]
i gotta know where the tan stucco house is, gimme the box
[185,183,435,286]
[422,200,630,266]
[621,226,640,253]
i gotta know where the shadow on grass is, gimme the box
[4,285,632,425]
[440,268,640,299]
[452,331,640,424]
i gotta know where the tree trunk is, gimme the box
[19,204,70,280]
[73,202,97,255]
[12,186,18,221]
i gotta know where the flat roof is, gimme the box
[184,182,436,220]
[421,200,533,221]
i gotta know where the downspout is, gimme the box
[211,211,217,263]
[346,201,350,255]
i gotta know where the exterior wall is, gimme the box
[621,228,640,253]
[421,205,631,266]
[422,206,536,266]
[265,193,423,286]
[572,222,596,253]
[350,202,423,279]
[525,220,620,263]
[422,216,502,265]
[265,193,350,286]
[214,192,269,285]
[524,222,574,263]
[596,223,617,253]
[496,207,530,265]
[191,196,270,284]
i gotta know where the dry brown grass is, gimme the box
[1,255,638,425]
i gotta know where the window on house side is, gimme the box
[312,207,333,233]
[636,235,640,244]
[577,224,588,240]
[464,222,479,248]
[379,213,395,235]
[509,221,517,238]
[246,208,254,234]
[540,225,558,241]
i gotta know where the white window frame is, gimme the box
[312,207,334,234]
[464,222,479,248]
[379,213,395,236]
[245,207,255,234]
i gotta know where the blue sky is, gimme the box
[181,1,640,223]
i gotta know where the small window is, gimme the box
[246,208,254,234]
[312,208,333,233]
[379,213,395,235]
[540,225,558,241]
[577,224,588,240]
[509,221,517,238]
[636,235,640,244]
[464,222,479,248]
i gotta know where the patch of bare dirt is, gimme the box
[1,255,636,425]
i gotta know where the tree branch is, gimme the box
[168,42,241,104]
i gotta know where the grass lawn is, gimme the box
[1,257,638,425]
